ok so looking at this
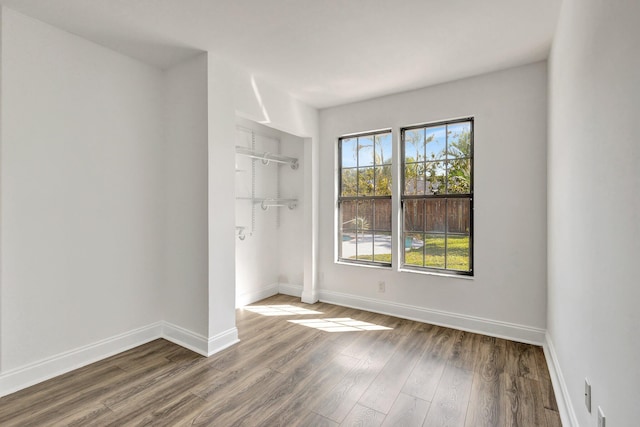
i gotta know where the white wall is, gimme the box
[163,53,209,336]
[278,133,306,290]
[319,62,548,342]
[0,7,164,372]
[547,0,640,425]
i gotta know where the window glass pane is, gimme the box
[356,200,373,232]
[403,199,424,232]
[373,199,392,231]
[425,126,446,160]
[340,200,357,233]
[341,168,357,196]
[341,138,358,168]
[446,198,471,271]
[404,162,425,195]
[340,200,357,259]
[447,122,472,159]
[375,165,392,196]
[357,135,374,167]
[404,128,424,162]
[447,198,471,234]
[446,234,470,271]
[357,167,375,196]
[375,133,392,165]
[373,232,392,263]
[341,235,356,260]
[446,159,471,194]
[425,161,446,195]
[425,199,446,233]
[424,233,446,268]
[355,200,373,261]
[403,232,424,267]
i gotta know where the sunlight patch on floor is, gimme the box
[243,304,323,316]
[288,318,393,332]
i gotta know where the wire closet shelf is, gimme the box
[235,146,299,170]
[235,136,300,240]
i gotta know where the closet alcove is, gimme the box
[234,117,305,307]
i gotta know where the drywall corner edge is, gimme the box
[0,5,4,376]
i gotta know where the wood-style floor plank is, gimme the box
[295,412,339,427]
[545,408,563,427]
[505,340,540,380]
[401,325,456,402]
[423,365,474,427]
[449,330,482,371]
[312,354,385,423]
[340,403,386,427]
[381,392,430,427]
[464,336,507,427]
[257,354,359,426]
[534,347,560,412]
[0,295,560,426]
[0,364,124,424]
[359,332,431,414]
[49,403,114,427]
[223,336,349,426]
[504,373,548,427]
[190,367,282,425]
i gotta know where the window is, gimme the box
[338,130,392,266]
[401,118,473,275]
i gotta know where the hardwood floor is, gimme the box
[0,295,561,426]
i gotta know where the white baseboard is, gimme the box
[0,322,163,398]
[544,332,578,427]
[318,289,546,345]
[301,288,319,304]
[162,322,210,356]
[206,327,239,356]
[279,283,303,298]
[236,283,279,307]
[0,322,240,397]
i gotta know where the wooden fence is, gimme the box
[340,198,470,234]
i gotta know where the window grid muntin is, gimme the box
[401,118,473,275]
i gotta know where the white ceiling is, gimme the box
[0,0,561,108]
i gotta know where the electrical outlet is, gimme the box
[598,407,606,427]
[584,378,591,412]
[378,281,386,293]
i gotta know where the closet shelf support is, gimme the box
[235,146,299,169]
[236,197,298,210]
[260,198,297,210]
[236,226,247,240]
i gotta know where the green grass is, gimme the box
[354,235,470,271]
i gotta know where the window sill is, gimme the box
[398,268,474,280]
[336,260,392,270]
